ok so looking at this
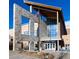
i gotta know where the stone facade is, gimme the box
[13,4,39,51]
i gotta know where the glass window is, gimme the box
[50,43,52,49]
[24,31,29,35]
[53,43,55,48]
[34,23,38,36]
[47,25,57,39]
[48,43,49,49]
[45,44,47,49]
[41,15,47,22]
[47,16,57,39]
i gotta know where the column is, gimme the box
[39,42,42,51]
[29,5,35,51]
[29,5,32,35]
[29,19,34,38]
[29,5,34,37]
[30,5,32,13]
[57,11,59,51]
[29,41,30,51]
[34,42,35,50]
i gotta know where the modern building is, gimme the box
[9,1,69,52]
[62,24,70,51]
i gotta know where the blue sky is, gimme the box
[9,0,70,29]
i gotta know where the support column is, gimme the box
[34,42,35,50]
[39,42,42,51]
[29,41,30,51]
[30,5,32,13]
[29,5,34,37]
[57,11,59,51]
[29,41,34,51]
[37,10,41,51]
[29,19,34,38]
[29,5,35,51]
[29,5,32,35]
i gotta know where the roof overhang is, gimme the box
[24,1,63,21]
[24,1,62,23]
[24,1,61,11]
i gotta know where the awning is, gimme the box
[24,1,61,11]
[24,1,61,20]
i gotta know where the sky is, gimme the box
[9,0,70,29]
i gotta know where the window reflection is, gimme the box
[47,25,57,39]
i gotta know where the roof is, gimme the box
[24,1,61,11]
[24,1,61,19]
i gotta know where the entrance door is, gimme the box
[44,43,56,50]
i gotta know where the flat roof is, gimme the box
[24,1,61,11]
[24,1,61,21]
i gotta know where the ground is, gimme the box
[9,51,70,59]
[9,51,40,59]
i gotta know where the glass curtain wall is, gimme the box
[47,17,57,40]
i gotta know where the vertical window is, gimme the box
[47,19,57,39]
[47,25,57,39]
[45,44,47,49]
[50,43,52,49]
[53,43,55,48]
[48,43,49,49]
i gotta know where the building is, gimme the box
[62,24,70,51]
[9,1,69,51]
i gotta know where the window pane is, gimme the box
[48,44,49,49]
[50,43,52,48]
[45,44,47,49]
[47,25,57,39]
[24,31,29,35]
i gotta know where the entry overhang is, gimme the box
[24,1,61,11]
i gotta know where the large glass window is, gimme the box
[47,25,57,39]
[47,18,57,39]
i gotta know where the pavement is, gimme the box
[9,51,70,59]
[9,51,40,59]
